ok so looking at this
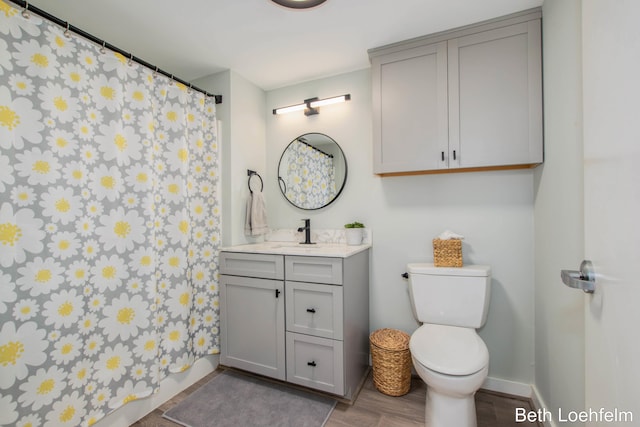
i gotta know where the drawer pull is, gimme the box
[306,308,316,313]
[307,361,317,367]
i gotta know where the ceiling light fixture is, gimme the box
[272,94,351,116]
[271,0,327,10]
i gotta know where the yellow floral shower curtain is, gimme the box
[282,139,336,209]
[0,2,220,425]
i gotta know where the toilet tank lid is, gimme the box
[407,263,491,277]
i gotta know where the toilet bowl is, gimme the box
[410,323,489,427]
[406,263,491,427]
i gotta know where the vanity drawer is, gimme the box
[220,252,284,280]
[286,332,344,396]
[286,281,343,340]
[285,256,342,285]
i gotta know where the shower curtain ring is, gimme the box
[100,41,106,54]
[64,22,71,38]
[128,53,134,66]
[22,2,30,18]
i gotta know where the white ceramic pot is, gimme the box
[345,228,363,246]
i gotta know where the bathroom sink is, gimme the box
[220,241,370,258]
[273,244,321,250]
[270,244,330,254]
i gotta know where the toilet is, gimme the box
[406,263,491,427]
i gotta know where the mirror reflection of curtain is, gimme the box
[283,140,335,209]
[0,4,220,425]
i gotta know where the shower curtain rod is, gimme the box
[297,138,333,158]
[8,0,223,104]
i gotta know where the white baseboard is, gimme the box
[530,384,557,427]
[382,359,534,401]
[92,354,219,427]
[481,376,533,398]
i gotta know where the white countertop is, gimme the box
[220,241,371,258]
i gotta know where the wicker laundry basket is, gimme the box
[370,328,412,396]
[433,238,463,267]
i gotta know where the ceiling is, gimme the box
[24,0,543,91]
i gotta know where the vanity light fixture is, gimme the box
[272,94,351,116]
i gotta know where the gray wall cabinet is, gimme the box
[370,8,543,175]
[219,249,370,399]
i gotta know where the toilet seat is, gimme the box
[410,324,489,376]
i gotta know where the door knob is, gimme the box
[561,260,596,293]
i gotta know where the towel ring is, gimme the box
[247,170,263,193]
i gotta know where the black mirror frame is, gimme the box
[277,133,348,210]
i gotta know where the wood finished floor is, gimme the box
[132,367,541,427]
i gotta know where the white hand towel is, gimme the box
[245,192,269,236]
[244,195,253,236]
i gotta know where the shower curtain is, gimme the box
[282,140,336,209]
[0,2,221,426]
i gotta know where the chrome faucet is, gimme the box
[297,219,314,245]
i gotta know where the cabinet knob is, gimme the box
[453,150,457,160]
[306,308,316,313]
[441,151,445,161]
[307,361,317,367]
[275,289,281,298]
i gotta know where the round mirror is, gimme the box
[277,133,347,210]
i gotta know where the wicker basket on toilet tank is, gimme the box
[433,238,463,267]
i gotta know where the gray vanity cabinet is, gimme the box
[370,9,542,175]
[219,249,370,400]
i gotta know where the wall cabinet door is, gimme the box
[448,20,542,169]
[372,41,449,173]
[220,275,285,380]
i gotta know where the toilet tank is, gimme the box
[407,263,491,328]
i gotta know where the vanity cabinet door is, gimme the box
[220,275,285,380]
[286,281,344,340]
[286,332,344,396]
[371,41,449,174]
[285,256,343,285]
[447,20,542,169]
[219,252,284,280]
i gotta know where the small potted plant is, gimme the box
[344,221,365,245]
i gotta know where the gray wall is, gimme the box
[193,70,267,246]
[195,0,587,399]
[265,69,536,387]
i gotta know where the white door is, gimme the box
[582,1,640,424]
